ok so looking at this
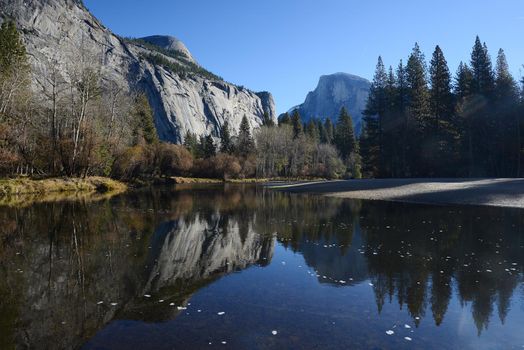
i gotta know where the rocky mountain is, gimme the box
[0,0,276,142]
[140,35,197,64]
[289,73,370,134]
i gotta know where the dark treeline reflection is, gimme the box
[0,185,523,349]
[272,196,524,334]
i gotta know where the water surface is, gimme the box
[0,185,523,349]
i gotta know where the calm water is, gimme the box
[1,185,524,350]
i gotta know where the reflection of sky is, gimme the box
[84,239,524,350]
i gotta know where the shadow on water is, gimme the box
[0,184,523,349]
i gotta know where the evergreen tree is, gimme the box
[237,115,254,156]
[359,126,378,177]
[291,109,303,139]
[395,60,410,176]
[429,45,454,175]
[306,119,320,142]
[279,112,291,126]
[362,57,388,177]
[429,45,453,130]
[406,43,430,124]
[382,65,398,176]
[455,62,474,99]
[220,120,233,154]
[469,38,496,175]
[406,43,430,175]
[334,107,357,160]
[262,111,275,127]
[454,62,476,176]
[494,49,518,103]
[519,77,524,176]
[132,94,158,145]
[0,20,30,117]
[0,21,28,76]
[494,49,519,176]
[318,120,328,144]
[183,131,199,156]
[324,118,334,144]
[470,37,495,97]
[200,134,216,158]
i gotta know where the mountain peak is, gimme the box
[289,72,371,134]
[140,35,196,64]
[320,72,370,83]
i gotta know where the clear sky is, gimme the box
[84,0,524,114]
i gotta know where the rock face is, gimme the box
[0,0,276,142]
[290,73,370,134]
[140,35,197,64]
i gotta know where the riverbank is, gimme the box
[0,177,127,197]
[270,178,524,208]
[171,177,325,184]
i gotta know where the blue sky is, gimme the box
[84,0,524,114]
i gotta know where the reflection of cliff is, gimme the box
[145,215,274,292]
[0,187,275,350]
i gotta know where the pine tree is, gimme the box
[291,110,303,139]
[359,125,379,177]
[470,36,495,98]
[220,120,233,154]
[132,94,158,145]
[406,43,430,125]
[469,37,496,175]
[318,120,328,144]
[334,107,357,160]
[519,77,524,176]
[494,49,519,176]
[183,131,199,156]
[406,43,430,175]
[396,60,410,176]
[362,56,388,177]
[0,20,30,116]
[306,119,320,142]
[324,118,334,144]
[454,62,475,176]
[429,45,454,175]
[203,135,216,158]
[429,45,453,130]
[495,49,518,102]
[237,115,254,156]
[455,62,474,99]
[382,65,398,176]
[0,21,28,76]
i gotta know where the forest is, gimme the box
[360,39,524,178]
[0,20,522,182]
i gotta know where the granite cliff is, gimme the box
[0,0,276,142]
[289,72,370,134]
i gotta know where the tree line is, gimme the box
[360,38,524,178]
[3,20,521,181]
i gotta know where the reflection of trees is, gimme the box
[359,201,524,333]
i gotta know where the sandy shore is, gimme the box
[270,178,524,208]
